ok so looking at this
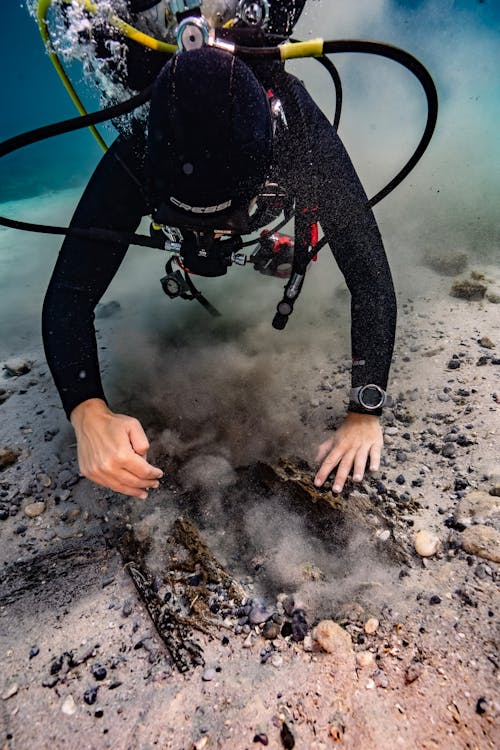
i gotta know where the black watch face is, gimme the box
[361,386,383,408]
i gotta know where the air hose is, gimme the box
[0,36,437,242]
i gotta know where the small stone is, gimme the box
[364,618,379,635]
[253,733,269,746]
[262,621,281,640]
[377,529,391,542]
[61,695,76,715]
[395,474,406,485]
[312,620,353,655]
[447,359,461,370]
[356,651,375,668]
[442,443,456,459]
[3,357,33,376]
[415,529,441,557]
[291,609,308,642]
[476,696,488,715]
[248,604,273,625]
[2,683,18,700]
[461,525,500,563]
[486,292,500,304]
[24,501,46,518]
[84,687,98,705]
[372,669,389,688]
[29,646,40,659]
[429,595,441,605]
[0,447,20,470]
[122,600,133,617]
[455,491,500,530]
[405,661,424,684]
[202,668,216,682]
[271,654,283,668]
[90,664,107,681]
[478,337,494,349]
[450,280,487,301]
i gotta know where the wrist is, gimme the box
[70,398,111,428]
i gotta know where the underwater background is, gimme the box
[0,0,499,357]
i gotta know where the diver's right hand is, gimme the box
[70,398,163,500]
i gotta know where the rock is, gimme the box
[61,695,76,715]
[90,664,107,681]
[248,604,273,625]
[271,654,283,668]
[372,669,389,688]
[202,668,216,682]
[455,491,500,530]
[3,357,33,376]
[461,525,500,563]
[291,610,308,642]
[84,687,98,705]
[442,443,456,459]
[0,388,10,404]
[24,501,46,518]
[356,651,375,668]
[405,661,424,684]
[486,292,500,304]
[447,359,461,370]
[415,529,441,557]
[450,280,487,300]
[478,336,494,349]
[2,683,18,700]
[364,618,379,635]
[0,447,20,470]
[253,733,269,746]
[312,620,353,655]
[262,621,281,640]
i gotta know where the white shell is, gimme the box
[414,529,441,557]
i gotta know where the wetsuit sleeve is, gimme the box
[42,135,149,419]
[289,79,397,410]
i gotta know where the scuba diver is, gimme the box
[36,0,400,500]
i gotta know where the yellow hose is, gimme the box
[280,39,324,60]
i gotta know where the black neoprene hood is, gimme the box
[147,46,273,217]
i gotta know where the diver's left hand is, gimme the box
[314,412,383,493]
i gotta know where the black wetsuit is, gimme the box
[42,71,397,419]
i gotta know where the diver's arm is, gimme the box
[42,134,163,498]
[288,79,396,489]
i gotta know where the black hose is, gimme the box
[314,54,343,131]
[0,86,153,242]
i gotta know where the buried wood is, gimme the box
[118,516,247,673]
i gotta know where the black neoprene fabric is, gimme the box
[42,75,396,419]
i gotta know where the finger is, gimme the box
[352,449,370,483]
[116,468,161,491]
[331,453,356,494]
[128,419,150,457]
[92,475,149,500]
[315,437,335,464]
[369,443,382,472]
[119,451,163,480]
[314,447,344,487]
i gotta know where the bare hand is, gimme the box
[70,399,163,499]
[314,412,382,493]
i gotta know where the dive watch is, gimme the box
[349,384,388,411]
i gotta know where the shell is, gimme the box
[415,529,441,557]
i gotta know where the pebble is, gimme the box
[476,696,489,715]
[364,618,379,635]
[248,604,273,625]
[29,646,40,659]
[3,357,32,376]
[262,621,281,640]
[291,610,308,642]
[253,733,269,746]
[90,664,107,681]
[429,595,441,605]
[447,359,461,370]
[202,668,217,682]
[0,447,20,470]
[415,529,440,557]
[455,491,500,530]
[377,529,391,542]
[461,525,500,563]
[478,336,494,349]
[405,661,424,684]
[61,695,76,715]
[442,443,456,459]
[2,683,18,700]
[372,669,389,688]
[271,654,283,668]
[84,687,98,705]
[312,620,353,655]
[356,651,375,668]
[24,501,46,518]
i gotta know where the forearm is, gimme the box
[42,134,148,417]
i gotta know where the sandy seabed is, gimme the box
[0,197,499,749]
